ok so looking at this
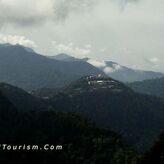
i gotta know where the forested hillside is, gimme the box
[128,77,164,98]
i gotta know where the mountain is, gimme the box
[50,54,164,82]
[32,75,132,98]
[49,53,89,62]
[49,53,81,62]
[58,75,132,95]
[0,82,48,111]
[87,59,164,82]
[128,77,164,98]
[0,44,105,91]
[24,46,36,53]
[0,89,17,117]
[49,75,164,152]
[31,87,60,98]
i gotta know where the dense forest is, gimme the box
[128,77,164,98]
[140,132,164,164]
[0,89,139,163]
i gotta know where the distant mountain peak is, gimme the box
[61,75,131,96]
[56,53,73,59]
[0,43,35,53]
[87,59,164,82]
[50,53,79,61]
[49,53,89,62]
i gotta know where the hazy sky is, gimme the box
[0,0,164,72]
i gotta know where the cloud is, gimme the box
[53,0,95,21]
[113,63,122,70]
[104,67,115,73]
[0,0,140,26]
[1,0,164,72]
[144,57,160,68]
[115,0,140,9]
[0,0,54,26]
[87,59,106,68]
[0,0,96,26]
[104,63,122,73]
[52,41,91,57]
[0,34,37,48]
[87,60,120,74]
[87,59,123,73]
[149,57,159,64]
[147,57,159,67]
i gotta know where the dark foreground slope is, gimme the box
[0,91,18,135]
[0,88,138,163]
[140,132,164,164]
[49,76,164,152]
[0,44,105,91]
[0,82,49,111]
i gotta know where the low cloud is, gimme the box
[87,59,106,68]
[149,57,159,64]
[0,34,37,48]
[147,57,159,67]
[104,63,122,73]
[87,59,123,73]
[104,67,115,73]
[144,57,160,69]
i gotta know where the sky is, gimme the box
[0,0,164,72]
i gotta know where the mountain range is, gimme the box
[51,53,164,82]
[0,43,163,92]
[1,43,164,157]
[95,60,164,82]
[0,44,105,91]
